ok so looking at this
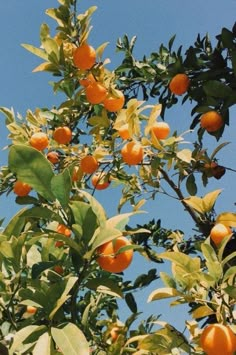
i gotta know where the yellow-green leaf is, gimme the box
[202,189,222,212]
[21,44,48,61]
[192,306,215,319]
[184,196,204,214]
[147,287,181,302]
[216,212,236,227]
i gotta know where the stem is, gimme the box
[159,167,200,228]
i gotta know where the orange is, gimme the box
[91,171,110,190]
[26,306,37,314]
[55,223,72,248]
[85,82,108,104]
[13,180,31,197]
[110,327,120,342]
[29,132,49,151]
[96,236,133,273]
[47,151,59,164]
[151,121,170,140]
[121,141,144,165]
[73,43,96,70]
[117,124,131,140]
[210,223,232,247]
[103,90,125,112]
[53,265,64,275]
[169,73,190,95]
[200,111,224,133]
[200,323,236,355]
[53,126,72,145]
[80,155,99,174]
[79,73,96,87]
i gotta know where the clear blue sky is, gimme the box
[1,0,236,332]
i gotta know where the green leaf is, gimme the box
[125,292,137,313]
[21,44,48,60]
[85,277,123,298]
[0,106,15,124]
[32,262,55,279]
[51,169,72,208]
[158,251,201,273]
[231,50,236,77]
[9,325,41,355]
[223,266,236,282]
[210,142,230,160]
[88,227,122,253]
[224,286,236,299]
[78,190,107,228]
[159,272,177,288]
[40,23,50,43]
[203,80,233,98]
[42,38,59,60]
[51,323,89,355]
[9,145,55,201]
[148,287,181,302]
[221,28,235,49]
[33,332,51,355]
[3,208,27,238]
[186,174,197,196]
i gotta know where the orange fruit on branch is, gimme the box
[80,155,99,174]
[169,73,190,95]
[47,151,59,164]
[200,111,224,133]
[210,223,232,247]
[110,327,121,342]
[55,223,72,248]
[103,90,125,112]
[29,132,49,151]
[53,265,64,275]
[13,180,31,197]
[97,236,133,273]
[26,306,37,315]
[121,141,144,165]
[79,73,96,87]
[117,123,131,140]
[85,82,108,105]
[53,126,72,145]
[200,323,236,355]
[73,43,96,70]
[151,121,170,140]
[91,171,110,190]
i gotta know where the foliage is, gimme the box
[0,0,236,354]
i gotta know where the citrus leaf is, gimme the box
[9,145,55,201]
[216,212,236,227]
[183,196,204,214]
[33,332,51,355]
[21,44,48,60]
[85,277,123,298]
[9,326,42,355]
[202,189,222,212]
[176,149,193,163]
[148,287,181,302]
[51,323,89,355]
[192,305,215,319]
[51,168,72,208]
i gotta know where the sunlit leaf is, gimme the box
[176,149,193,163]
[202,189,222,212]
[192,305,215,319]
[216,212,236,227]
[33,332,51,355]
[148,287,181,302]
[51,168,72,208]
[21,44,48,60]
[51,323,89,355]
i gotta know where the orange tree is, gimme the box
[0,1,236,354]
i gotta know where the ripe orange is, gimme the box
[117,124,131,140]
[85,82,108,104]
[80,155,99,174]
[200,323,236,355]
[169,73,190,95]
[200,111,224,133]
[26,306,37,315]
[13,180,31,197]
[91,171,110,190]
[110,327,120,342]
[210,223,232,247]
[96,236,133,273]
[47,151,59,164]
[151,121,170,140]
[73,43,96,70]
[103,90,125,112]
[121,141,144,165]
[55,223,72,248]
[29,132,49,151]
[79,73,96,87]
[53,126,72,145]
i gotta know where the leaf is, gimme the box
[88,227,122,253]
[0,106,15,124]
[21,44,48,60]
[158,251,201,273]
[176,149,193,163]
[148,287,181,302]
[106,212,143,231]
[202,189,222,213]
[224,286,236,299]
[125,292,137,313]
[210,142,230,160]
[144,104,162,136]
[159,272,177,288]
[216,212,236,227]
[85,278,123,298]
[184,196,204,214]
[51,323,89,355]
[33,332,51,355]
[203,80,233,98]
[51,169,72,208]
[3,208,27,238]
[186,174,197,196]
[192,306,215,320]
[9,145,55,201]
[9,325,41,355]
[78,190,107,228]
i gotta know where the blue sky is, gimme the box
[1,0,236,332]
